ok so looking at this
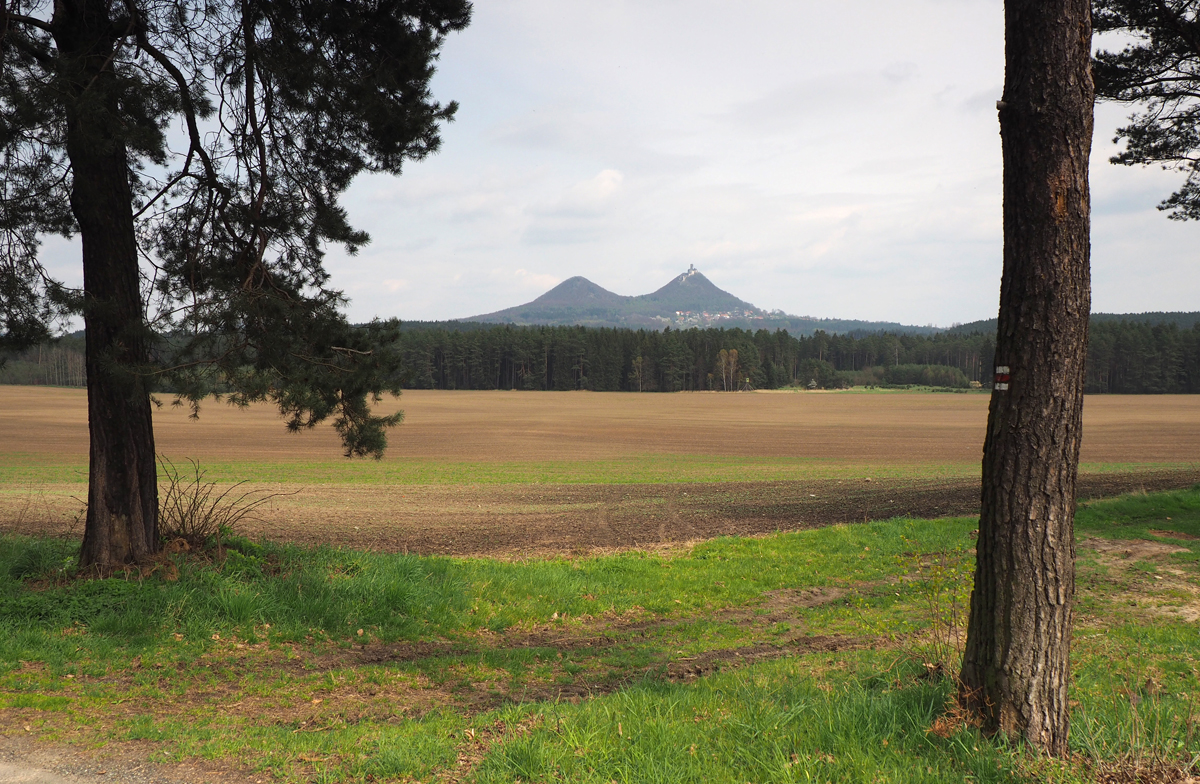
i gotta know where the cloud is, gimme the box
[789,201,868,225]
[520,223,607,246]
[507,268,562,291]
[692,240,765,260]
[520,169,626,245]
[533,169,623,217]
[958,86,1003,114]
[489,106,706,176]
[491,108,597,151]
[449,191,521,224]
[724,71,908,134]
[319,0,1188,326]
[882,61,918,84]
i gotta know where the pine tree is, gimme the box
[960,0,1093,753]
[1095,0,1200,219]
[1,0,470,569]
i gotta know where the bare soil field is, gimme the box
[7,471,1200,557]
[5,386,1200,464]
[7,386,1005,464]
[2,386,1198,555]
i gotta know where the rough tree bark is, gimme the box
[55,0,160,570]
[958,0,1093,755]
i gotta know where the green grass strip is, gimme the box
[2,454,1195,486]
[0,488,1196,782]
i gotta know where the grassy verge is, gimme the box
[1,488,1198,782]
[0,454,978,486]
[2,453,1195,487]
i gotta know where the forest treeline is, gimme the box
[3,319,1198,393]
[0,335,86,388]
[393,324,989,391]
[390,319,1200,393]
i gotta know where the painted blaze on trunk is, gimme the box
[959,0,1093,755]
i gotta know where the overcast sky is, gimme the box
[40,1,1200,326]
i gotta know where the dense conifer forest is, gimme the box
[387,320,1200,393]
[2,319,1198,393]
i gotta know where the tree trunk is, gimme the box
[55,0,160,570]
[959,0,1093,755]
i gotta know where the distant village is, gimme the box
[667,309,766,328]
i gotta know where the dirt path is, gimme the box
[0,736,257,784]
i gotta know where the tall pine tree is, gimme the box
[1,0,470,569]
[960,0,1093,753]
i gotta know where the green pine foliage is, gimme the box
[6,318,1200,392]
[1095,0,1200,220]
[1,0,471,459]
[884,364,970,389]
[385,320,1200,393]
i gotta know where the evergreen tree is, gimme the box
[961,0,1093,753]
[1,0,470,569]
[1095,0,1200,218]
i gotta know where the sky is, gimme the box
[40,1,1200,326]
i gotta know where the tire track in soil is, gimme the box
[288,585,870,708]
[53,587,872,754]
[433,624,878,783]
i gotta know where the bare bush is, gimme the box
[157,457,286,548]
[898,539,974,680]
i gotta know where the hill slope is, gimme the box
[634,266,757,315]
[468,266,761,328]
[523,276,629,310]
[462,268,1196,336]
[464,266,946,334]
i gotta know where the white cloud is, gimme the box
[532,169,624,218]
[318,0,1196,326]
[507,268,562,291]
[692,240,765,260]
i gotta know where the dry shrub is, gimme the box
[157,456,286,548]
[1085,761,1197,784]
[899,539,974,679]
[927,692,982,739]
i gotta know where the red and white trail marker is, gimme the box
[994,365,1011,391]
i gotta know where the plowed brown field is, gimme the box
[2,386,1198,555]
[6,386,1200,464]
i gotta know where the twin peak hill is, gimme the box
[464,266,937,335]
